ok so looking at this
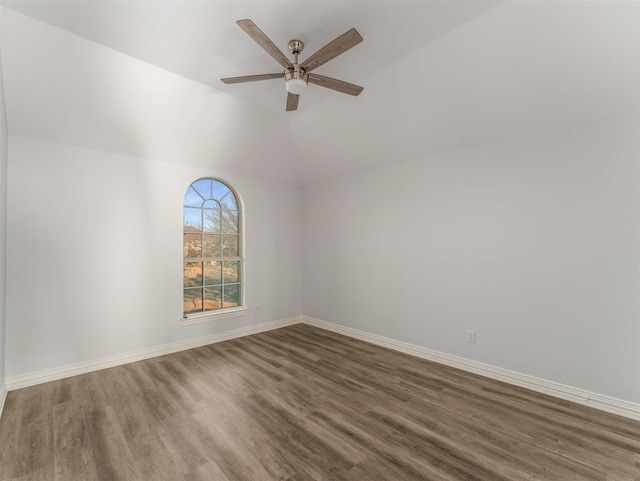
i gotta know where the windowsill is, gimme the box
[181,306,248,325]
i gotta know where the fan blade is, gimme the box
[308,74,363,96]
[301,28,363,72]
[237,19,293,69]
[221,73,282,84]
[286,92,299,111]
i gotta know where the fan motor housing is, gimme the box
[285,63,308,94]
[285,63,307,82]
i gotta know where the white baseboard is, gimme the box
[6,316,302,391]
[302,316,640,422]
[5,314,639,422]
[0,380,7,418]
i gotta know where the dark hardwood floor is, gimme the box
[0,324,638,480]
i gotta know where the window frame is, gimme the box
[181,177,246,325]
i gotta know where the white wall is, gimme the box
[0,10,8,397]
[5,136,303,378]
[303,107,640,404]
[4,107,639,408]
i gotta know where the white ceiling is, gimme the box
[1,1,638,185]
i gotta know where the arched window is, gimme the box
[183,178,243,321]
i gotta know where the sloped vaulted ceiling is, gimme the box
[0,1,638,184]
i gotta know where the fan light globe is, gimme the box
[285,78,307,95]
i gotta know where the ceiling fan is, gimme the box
[221,19,364,111]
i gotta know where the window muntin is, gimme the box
[183,178,242,317]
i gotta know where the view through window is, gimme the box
[183,178,242,316]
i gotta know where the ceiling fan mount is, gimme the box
[221,20,364,111]
[288,39,304,56]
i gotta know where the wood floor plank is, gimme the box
[412,382,638,478]
[406,395,580,480]
[0,390,24,480]
[238,392,361,480]
[184,461,230,481]
[186,414,276,481]
[1,324,638,481]
[343,457,425,481]
[52,401,99,481]
[85,406,139,481]
[154,415,212,475]
[141,358,199,418]
[11,422,54,480]
[201,407,298,481]
[11,465,56,481]
[9,384,55,480]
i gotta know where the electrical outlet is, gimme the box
[466,330,476,344]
